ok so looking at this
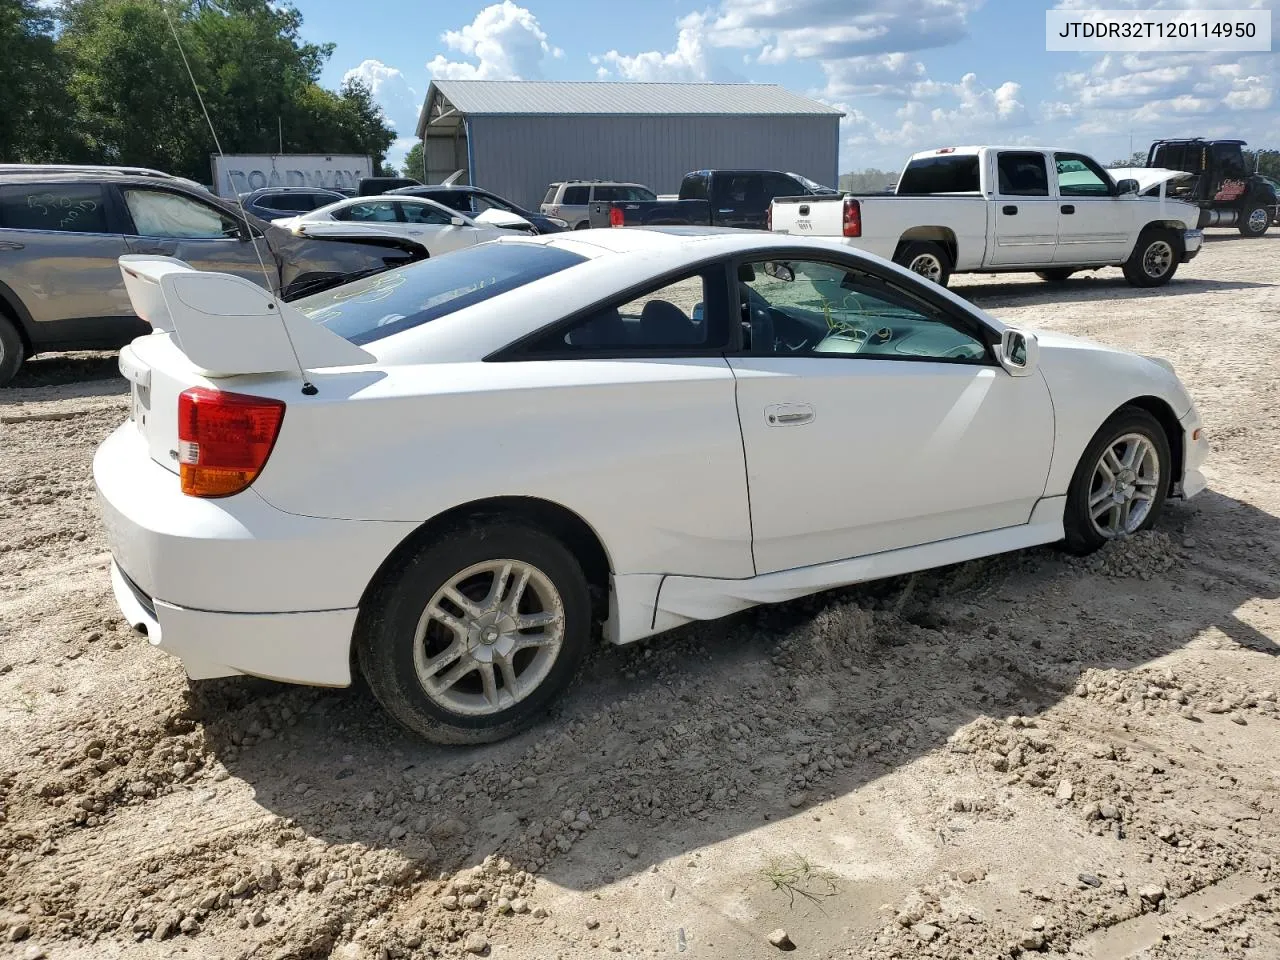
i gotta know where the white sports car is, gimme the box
[273,194,535,258]
[94,228,1208,744]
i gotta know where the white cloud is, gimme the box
[821,53,926,98]
[707,0,982,59]
[426,1,563,81]
[591,12,744,82]
[342,59,420,132]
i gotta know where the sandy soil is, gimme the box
[1,233,1278,960]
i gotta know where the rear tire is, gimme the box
[1122,228,1179,287]
[1062,406,1171,555]
[1035,268,1074,283]
[0,316,26,387]
[1238,204,1269,237]
[356,519,592,745]
[573,220,590,230]
[894,241,952,287]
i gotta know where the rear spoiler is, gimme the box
[118,255,374,378]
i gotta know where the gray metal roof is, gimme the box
[424,80,843,120]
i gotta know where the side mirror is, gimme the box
[1116,178,1139,197]
[763,261,794,282]
[997,328,1039,377]
[450,216,466,226]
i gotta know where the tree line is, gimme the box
[1,0,396,185]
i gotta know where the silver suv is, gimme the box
[0,166,428,385]
[540,181,656,229]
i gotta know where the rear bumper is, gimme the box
[94,423,416,685]
[110,561,357,684]
[1180,229,1204,262]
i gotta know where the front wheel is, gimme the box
[356,520,592,744]
[1062,407,1171,554]
[1122,229,1180,287]
[1238,205,1270,237]
[1035,269,1074,284]
[0,316,25,387]
[895,240,952,287]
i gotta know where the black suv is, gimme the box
[0,165,428,385]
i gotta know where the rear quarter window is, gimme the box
[896,156,981,194]
[562,186,590,205]
[0,183,110,233]
[295,242,587,345]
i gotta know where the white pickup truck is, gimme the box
[769,145,1204,288]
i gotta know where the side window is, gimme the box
[714,174,763,207]
[562,186,590,205]
[592,185,622,203]
[525,271,722,354]
[1212,143,1246,178]
[398,202,453,225]
[0,183,110,234]
[333,200,399,223]
[542,185,560,206]
[123,189,239,238]
[1054,154,1113,197]
[738,258,987,363]
[430,192,474,213]
[996,153,1050,197]
[622,186,656,201]
[763,173,804,199]
[681,174,709,201]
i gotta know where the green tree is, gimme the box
[401,140,424,180]
[49,0,395,181]
[838,169,895,193]
[0,0,74,162]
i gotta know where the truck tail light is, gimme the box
[608,206,624,228]
[842,197,862,238]
[177,387,285,498]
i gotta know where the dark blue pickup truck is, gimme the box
[588,169,837,230]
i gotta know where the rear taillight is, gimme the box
[609,206,624,228]
[842,197,862,238]
[177,387,285,498]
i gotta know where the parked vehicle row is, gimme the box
[0,165,430,385]
[769,146,1205,289]
[588,169,837,230]
[541,180,656,229]
[94,228,1208,744]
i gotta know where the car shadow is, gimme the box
[4,352,126,395]
[187,486,1278,894]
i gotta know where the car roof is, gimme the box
[247,186,341,195]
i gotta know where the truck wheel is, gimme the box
[1238,205,1270,237]
[574,220,590,230]
[1035,269,1074,283]
[1122,228,1180,288]
[895,241,952,287]
[0,315,25,387]
[356,518,592,745]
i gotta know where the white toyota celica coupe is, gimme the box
[95,228,1208,744]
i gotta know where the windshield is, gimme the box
[789,173,837,194]
[294,242,586,345]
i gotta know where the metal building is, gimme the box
[414,80,843,209]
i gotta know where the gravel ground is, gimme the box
[1,233,1278,960]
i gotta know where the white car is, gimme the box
[94,229,1208,744]
[274,194,534,258]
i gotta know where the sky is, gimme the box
[300,0,1280,174]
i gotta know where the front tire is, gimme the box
[1238,204,1270,238]
[1035,268,1074,283]
[356,519,592,745]
[1122,229,1179,287]
[1063,406,1171,555]
[0,315,25,387]
[895,240,952,287]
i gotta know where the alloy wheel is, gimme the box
[1088,433,1161,538]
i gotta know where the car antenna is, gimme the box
[161,3,318,396]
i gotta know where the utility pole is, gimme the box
[278,116,283,155]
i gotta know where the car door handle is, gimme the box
[1060,204,1075,214]
[766,403,815,426]
[1002,205,1018,215]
